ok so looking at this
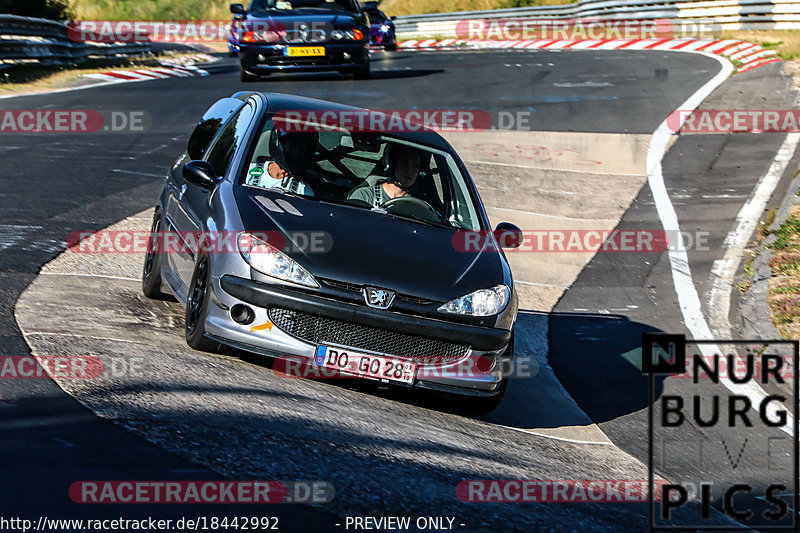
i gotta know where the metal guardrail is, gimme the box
[0,14,151,67]
[394,0,800,37]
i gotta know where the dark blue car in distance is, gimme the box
[230,0,371,81]
[363,1,396,51]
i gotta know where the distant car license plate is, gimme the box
[313,345,416,384]
[285,46,325,57]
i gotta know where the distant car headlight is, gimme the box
[437,285,510,316]
[380,24,390,32]
[237,232,318,288]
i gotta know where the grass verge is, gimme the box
[722,30,800,61]
[379,0,574,16]
[0,51,206,96]
[767,202,800,339]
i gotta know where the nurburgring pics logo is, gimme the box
[644,333,799,529]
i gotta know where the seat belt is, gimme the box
[373,182,383,208]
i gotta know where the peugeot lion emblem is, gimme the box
[363,287,396,309]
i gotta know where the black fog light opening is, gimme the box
[231,304,255,325]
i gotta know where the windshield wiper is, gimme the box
[388,212,452,229]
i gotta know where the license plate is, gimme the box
[284,46,325,57]
[313,345,416,384]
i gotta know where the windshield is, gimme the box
[249,0,359,12]
[366,9,389,23]
[238,114,484,231]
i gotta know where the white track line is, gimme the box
[707,133,800,334]
[647,51,794,437]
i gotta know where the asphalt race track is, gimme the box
[1,49,797,531]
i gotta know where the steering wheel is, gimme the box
[382,196,440,223]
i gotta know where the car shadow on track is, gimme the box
[220,309,666,430]
[216,67,444,83]
[547,311,668,425]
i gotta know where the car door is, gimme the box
[164,98,247,292]
[176,101,256,288]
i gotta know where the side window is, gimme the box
[187,98,246,160]
[205,103,256,178]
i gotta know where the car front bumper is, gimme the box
[239,42,369,73]
[207,275,512,395]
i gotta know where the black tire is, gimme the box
[384,44,397,51]
[353,63,371,79]
[457,332,513,414]
[142,210,165,299]
[185,255,221,352]
[458,378,508,414]
[240,65,259,82]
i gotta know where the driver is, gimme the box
[246,129,322,196]
[347,145,423,208]
[267,130,319,189]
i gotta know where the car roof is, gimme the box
[251,92,454,151]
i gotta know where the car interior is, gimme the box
[239,120,482,229]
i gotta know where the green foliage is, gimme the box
[68,0,229,20]
[769,214,800,251]
[0,0,72,20]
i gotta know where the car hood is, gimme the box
[245,11,362,28]
[234,187,506,303]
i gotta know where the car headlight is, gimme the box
[237,232,318,288]
[380,24,390,32]
[241,30,281,43]
[437,285,510,316]
[332,29,364,40]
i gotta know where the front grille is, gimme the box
[283,30,327,43]
[268,308,469,364]
[321,279,434,305]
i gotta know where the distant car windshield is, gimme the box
[366,9,389,23]
[238,114,484,231]
[249,0,359,12]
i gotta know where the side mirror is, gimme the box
[494,222,523,249]
[230,3,246,15]
[183,160,219,189]
[390,15,397,20]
